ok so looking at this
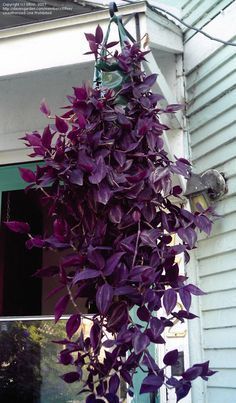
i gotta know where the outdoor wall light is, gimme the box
[184,169,227,212]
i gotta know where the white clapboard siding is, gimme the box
[205,348,236,367]
[198,249,236,277]
[192,124,236,161]
[193,144,236,172]
[188,88,236,129]
[201,290,236,312]
[207,388,236,403]
[188,71,236,115]
[181,0,236,401]
[186,42,236,90]
[207,369,236,387]
[203,308,236,329]
[200,269,236,293]
[191,106,236,147]
[183,0,235,41]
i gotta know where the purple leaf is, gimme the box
[165,103,184,113]
[109,205,123,224]
[42,125,54,149]
[62,253,85,268]
[163,288,177,315]
[69,168,84,186]
[73,269,101,283]
[142,351,159,371]
[89,40,98,53]
[59,351,73,365]
[140,374,164,394]
[54,294,70,323]
[164,349,179,366]
[185,284,206,296]
[105,41,119,48]
[40,98,51,116]
[89,156,107,184]
[94,182,112,205]
[137,306,150,322]
[114,285,136,296]
[73,86,88,100]
[95,25,103,44]
[132,332,150,355]
[178,227,197,249]
[66,314,81,339]
[103,252,125,276]
[183,365,203,381]
[61,372,81,383]
[96,284,113,315]
[194,214,212,235]
[84,33,95,42]
[143,73,157,88]
[105,393,119,403]
[174,310,198,320]
[53,218,69,241]
[34,265,59,278]
[87,247,105,270]
[109,373,120,394]
[150,317,164,339]
[103,339,115,348]
[140,229,160,248]
[19,167,36,183]
[176,380,191,401]
[55,115,69,133]
[179,287,192,311]
[77,113,87,129]
[90,322,100,349]
[107,302,129,332]
[4,221,30,234]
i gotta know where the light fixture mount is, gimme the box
[184,169,227,212]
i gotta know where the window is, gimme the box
[0,165,90,402]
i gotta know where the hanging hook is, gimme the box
[109,2,118,18]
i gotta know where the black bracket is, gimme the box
[109,2,118,18]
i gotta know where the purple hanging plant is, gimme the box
[5,25,216,402]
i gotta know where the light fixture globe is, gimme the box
[185,169,227,212]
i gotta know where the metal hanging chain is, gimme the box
[122,0,236,47]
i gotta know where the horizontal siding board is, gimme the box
[187,55,236,99]
[186,43,236,89]
[188,70,236,115]
[191,106,236,147]
[184,0,235,40]
[183,0,222,25]
[198,250,236,277]
[207,388,236,403]
[203,308,236,329]
[196,230,236,259]
[204,327,236,349]
[201,289,236,311]
[205,349,236,368]
[216,194,236,216]
[200,269,236,293]
[182,0,203,18]
[192,124,236,161]
[207,368,236,387]
[188,88,236,125]
[193,142,236,171]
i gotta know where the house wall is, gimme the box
[181,1,236,402]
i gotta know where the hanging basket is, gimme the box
[94,11,135,91]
